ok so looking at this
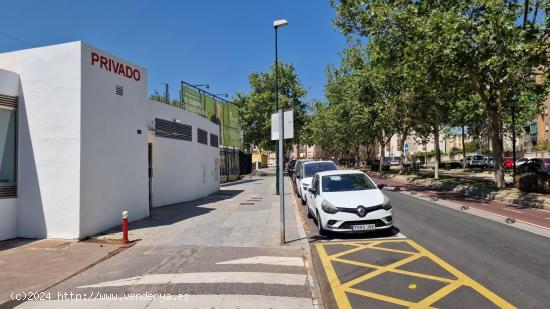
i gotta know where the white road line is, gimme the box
[78,272,307,288]
[503,208,523,214]
[17,295,315,309]
[217,256,304,267]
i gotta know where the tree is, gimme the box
[331,0,549,188]
[233,62,309,152]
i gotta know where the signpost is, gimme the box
[271,110,294,244]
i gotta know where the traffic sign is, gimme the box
[271,110,294,140]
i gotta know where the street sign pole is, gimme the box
[278,109,285,245]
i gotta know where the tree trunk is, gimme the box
[434,123,440,179]
[379,140,386,174]
[399,135,406,173]
[461,124,467,168]
[487,105,505,188]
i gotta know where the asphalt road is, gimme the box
[300,187,550,309]
[386,190,550,309]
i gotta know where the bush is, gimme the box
[441,161,462,169]
[370,163,390,171]
[517,172,550,194]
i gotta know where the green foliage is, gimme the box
[233,63,308,151]
[450,147,462,156]
[464,141,489,154]
[150,90,179,106]
[415,150,441,158]
[329,0,550,188]
[517,172,550,194]
[534,140,550,151]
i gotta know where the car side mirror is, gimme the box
[377,184,385,190]
[308,187,317,194]
[297,175,301,179]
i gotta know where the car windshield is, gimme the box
[473,155,484,160]
[304,162,336,178]
[322,174,377,192]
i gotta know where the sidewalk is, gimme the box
[14,173,317,308]
[0,239,126,306]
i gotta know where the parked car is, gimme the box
[517,158,550,174]
[516,157,533,167]
[484,156,494,168]
[296,161,337,204]
[503,157,514,169]
[287,159,297,177]
[305,170,393,235]
[293,159,312,193]
[465,154,486,168]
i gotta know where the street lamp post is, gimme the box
[274,19,288,196]
[274,19,288,245]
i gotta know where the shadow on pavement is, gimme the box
[308,227,401,244]
[101,189,244,234]
[0,238,36,252]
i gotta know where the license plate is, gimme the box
[352,224,376,231]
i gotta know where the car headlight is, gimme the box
[302,183,310,189]
[321,199,339,214]
[382,195,392,210]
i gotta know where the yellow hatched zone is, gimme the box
[315,239,517,309]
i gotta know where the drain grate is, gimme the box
[240,202,255,205]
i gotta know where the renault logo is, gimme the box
[357,206,367,217]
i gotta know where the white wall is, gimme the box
[0,69,19,241]
[79,43,149,238]
[0,42,82,238]
[0,41,221,240]
[149,101,220,207]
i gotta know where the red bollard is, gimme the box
[122,211,129,244]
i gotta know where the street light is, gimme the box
[191,84,210,89]
[214,93,229,98]
[274,19,288,196]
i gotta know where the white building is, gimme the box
[0,42,220,241]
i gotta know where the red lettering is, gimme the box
[91,52,99,65]
[118,64,125,76]
[125,66,133,78]
[91,52,141,82]
[99,56,108,69]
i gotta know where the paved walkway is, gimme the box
[15,175,316,308]
[0,239,125,306]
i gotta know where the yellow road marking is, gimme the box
[346,287,415,307]
[316,242,352,309]
[328,241,380,259]
[331,257,455,284]
[315,239,517,308]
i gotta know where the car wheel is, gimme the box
[316,211,328,236]
[307,206,313,218]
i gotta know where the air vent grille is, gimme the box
[116,85,124,96]
[198,129,208,145]
[210,134,219,147]
[0,184,16,199]
[155,118,192,141]
[0,94,18,109]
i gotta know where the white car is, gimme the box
[305,170,393,235]
[296,161,337,205]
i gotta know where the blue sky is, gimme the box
[0,0,347,102]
